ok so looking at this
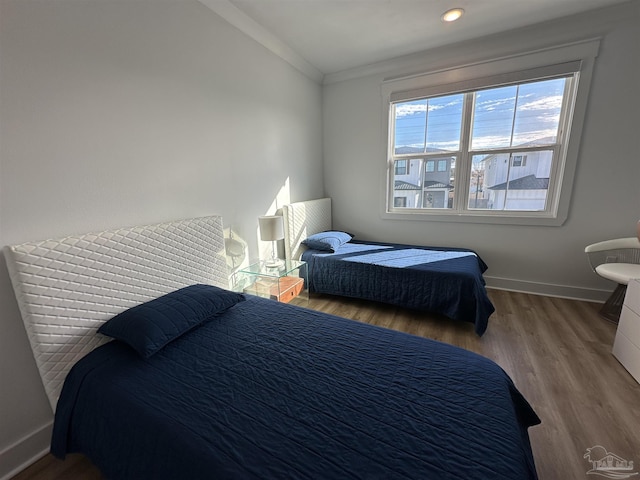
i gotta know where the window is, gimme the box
[394,159,409,175]
[390,76,572,214]
[382,39,599,225]
[394,197,407,207]
[512,155,527,167]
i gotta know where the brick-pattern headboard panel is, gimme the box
[282,198,332,261]
[4,215,228,411]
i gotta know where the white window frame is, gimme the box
[380,39,600,226]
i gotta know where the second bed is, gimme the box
[283,198,495,335]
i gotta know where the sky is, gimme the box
[393,77,566,153]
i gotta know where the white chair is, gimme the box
[585,237,640,322]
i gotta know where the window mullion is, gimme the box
[456,93,475,212]
[418,159,426,208]
[423,99,429,154]
[387,104,397,211]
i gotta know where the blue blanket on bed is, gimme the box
[302,241,495,335]
[52,296,538,480]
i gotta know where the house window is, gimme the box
[394,197,407,207]
[512,155,527,167]
[382,39,599,225]
[394,159,409,175]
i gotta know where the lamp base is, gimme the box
[264,257,284,269]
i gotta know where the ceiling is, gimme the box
[202,0,631,79]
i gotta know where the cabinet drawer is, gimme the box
[275,276,305,303]
[244,276,304,303]
[617,306,640,347]
[612,331,640,384]
[624,279,640,316]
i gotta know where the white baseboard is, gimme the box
[484,275,610,303]
[0,421,52,480]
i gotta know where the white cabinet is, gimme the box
[613,279,640,383]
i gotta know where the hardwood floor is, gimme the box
[13,289,640,480]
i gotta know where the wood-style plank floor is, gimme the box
[13,289,640,480]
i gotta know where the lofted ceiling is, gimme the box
[200,0,632,81]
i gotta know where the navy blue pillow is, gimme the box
[98,284,245,358]
[302,231,353,252]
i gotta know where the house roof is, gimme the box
[488,174,549,190]
[394,180,421,190]
[424,180,454,189]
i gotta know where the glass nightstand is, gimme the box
[239,259,308,306]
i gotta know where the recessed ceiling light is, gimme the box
[441,8,465,22]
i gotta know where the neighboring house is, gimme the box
[393,158,422,207]
[480,149,552,211]
[392,144,552,212]
[393,154,454,208]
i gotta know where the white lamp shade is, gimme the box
[258,215,284,242]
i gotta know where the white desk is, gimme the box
[612,278,640,383]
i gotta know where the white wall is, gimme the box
[0,0,323,476]
[323,2,640,300]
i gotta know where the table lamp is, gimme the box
[258,215,285,268]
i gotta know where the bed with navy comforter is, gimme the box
[302,240,495,335]
[52,292,538,480]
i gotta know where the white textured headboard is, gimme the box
[4,215,228,411]
[282,198,332,261]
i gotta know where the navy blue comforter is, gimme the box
[52,296,538,480]
[302,241,495,335]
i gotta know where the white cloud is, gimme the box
[395,103,426,117]
[395,99,461,117]
[475,95,515,112]
[518,94,563,112]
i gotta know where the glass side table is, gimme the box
[238,259,308,306]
